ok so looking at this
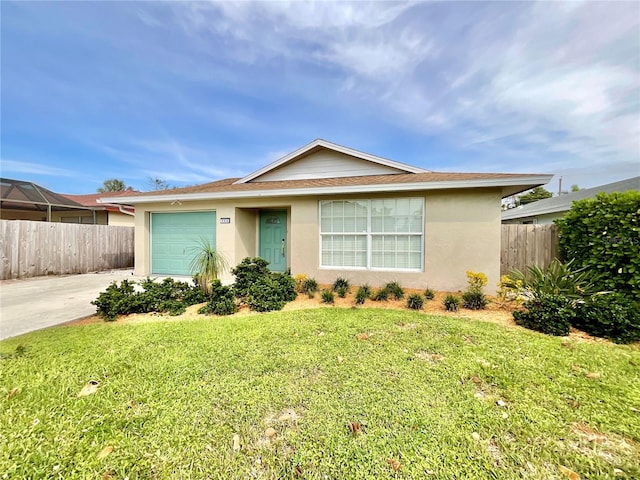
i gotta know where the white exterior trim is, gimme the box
[100,175,553,205]
[235,139,428,184]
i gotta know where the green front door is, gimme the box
[151,212,216,275]
[259,210,287,272]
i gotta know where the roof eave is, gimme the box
[101,175,553,205]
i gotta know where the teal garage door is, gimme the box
[151,212,216,275]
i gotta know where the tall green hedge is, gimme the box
[555,191,640,296]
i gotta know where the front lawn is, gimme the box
[1,309,638,479]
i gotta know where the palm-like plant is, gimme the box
[506,258,599,300]
[189,238,228,295]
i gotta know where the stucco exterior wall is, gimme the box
[107,211,135,227]
[133,189,502,292]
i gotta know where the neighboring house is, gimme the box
[61,192,135,226]
[102,139,552,292]
[502,176,640,224]
[0,178,136,225]
[0,178,90,222]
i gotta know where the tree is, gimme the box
[147,177,173,191]
[518,186,553,205]
[97,179,129,193]
[571,184,580,192]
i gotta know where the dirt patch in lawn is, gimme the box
[67,286,608,343]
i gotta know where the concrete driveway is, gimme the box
[0,269,141,340]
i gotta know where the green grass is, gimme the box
[1,309,639,479]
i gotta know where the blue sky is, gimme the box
[1,1,638,194]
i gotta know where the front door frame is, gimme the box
[258,209,288,272]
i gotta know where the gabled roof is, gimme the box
[235,138,429,184]
[101,171,552,204]
[502,176,640,221]
[0,178,85,211]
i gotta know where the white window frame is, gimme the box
[318,197,424,272]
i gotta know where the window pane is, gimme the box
[320,198,422,270]
[320,234,367,268]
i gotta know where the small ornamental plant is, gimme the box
[302,278,319,298]
[332,277,350,292]
[354,286,369,305]
[321,289,335,304]
[424,288,435,300]
[406,293,424,310]
[496,275,523,305]
[443,294,461,312]
[294,274,309,293]
[462,271,488,310]
[384,281,404,300]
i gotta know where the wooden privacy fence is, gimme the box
[0,220,134,280]
[501,224,559,276]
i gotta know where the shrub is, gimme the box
[198,280,238,316]
[462,291,488,310]
[247,276,286,312]
[423,288,435,300]
[354,287,368,305]
[138,277,206,315]
[302,278,319,295]
[443,295,460,312]
[496,275,523,304]
[359,284,372,297]
[336,286,349,298]
[556,190,640,296]
[373,288,389,302]
[573,293,640,344]
[321,289,335,304]
[512,294,574,336]
[232,257,271,299]
[384,281,404,300]
[332,277,350,292]
[406,293,424,310]
[294,273,309,293]
[506,259,598,300]
[92,280,137,321]
[462,271,487,310]
[92,278,206,320]
[272,272,298,302]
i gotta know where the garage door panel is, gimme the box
[151,212,216,275]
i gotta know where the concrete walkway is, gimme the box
[0,269,141,340]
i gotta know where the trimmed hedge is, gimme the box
[513,294,574,336]
[555,191,640,296]
[573,293,640,344]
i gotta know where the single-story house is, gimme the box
[0,178,91,222]
[102,139,552,292]
[61,192,135,226]
[502,176,640,224]
[0,178,136,225]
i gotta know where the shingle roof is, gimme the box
[502,176,640,220]
[116,171,549,198]
[62,191,137,208]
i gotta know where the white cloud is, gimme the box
[1,160,77,177]
[166,0,638,168]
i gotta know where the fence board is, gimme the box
[0,220,134,280]
[500,224,559,275]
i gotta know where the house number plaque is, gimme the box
[220,218,231,224]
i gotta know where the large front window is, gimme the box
[320,198,424,271]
